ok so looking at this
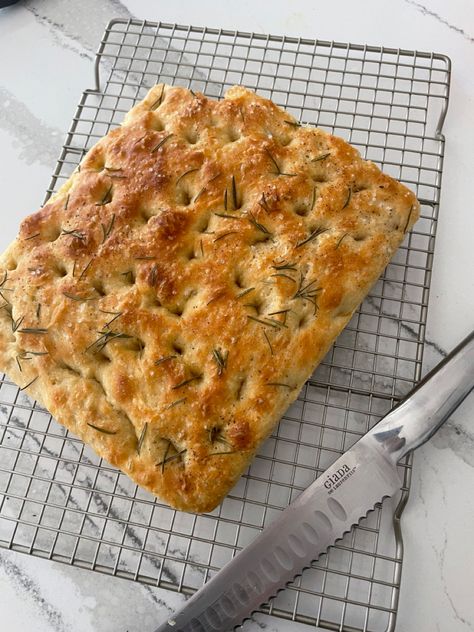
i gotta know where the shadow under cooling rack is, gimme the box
[0,19,450,632]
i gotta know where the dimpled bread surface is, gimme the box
[0,85,419,512]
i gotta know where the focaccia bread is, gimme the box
[0,85,419,512]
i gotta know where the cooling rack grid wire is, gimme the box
[0,19,450,632]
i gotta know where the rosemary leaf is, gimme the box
[214,231,238,242]
[212,348,228,376]
[263,330,274,355]
[163,397,186,411]
[149,85,165,110]
[151,133,173,153]
[101,214,116,243]
[335,233,349,249]
[172,375,202,390]
[231,175,238,209]
[247,212,272,236]
[403,205,414,233]
[78,259,93,280]
[154,355,177,366]
[62,292,97,302]
[176,168,199,185]
[296,227,328,249]
[236,287,255,299]
[342,186,352,210]
[137,423,148,454]
[18,327,48,335]
[87,422,117,435]
[64,194,70,210]
[312,152,331,162]
[272,260,297,272]
[284,119,301,127]
[271,273,297,283]
[24,233,40,241]
[20,375,39,391]
[266,382,293,389]
[96,184,113,207]
[247,315,280,329]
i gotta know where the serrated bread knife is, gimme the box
[154,330,474,632]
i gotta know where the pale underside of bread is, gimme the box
[0,84,419,513]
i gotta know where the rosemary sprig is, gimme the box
[342,186,352,210]
[335,233,349,249]
[149,264,158,286]
[247,212,272,236]
[403,205,414,233]
[172,375,202,390]
[137,423,148,454]
[120,270,134,285]
[292,275,321,314]
[24,232,40,241]
[157,441,186,473]
[36,304,42,320]
[271,273,297,283]
[223,188,228,211]
[296,226,328,249]
[265,148,296,177]
[163,397,186,411]
[134,255,155,261]
[0,272,8,288]
[64,194,70,210]
[96,184,113,207]
[263,330,274,355]
[207,450,237,457]
[231,175,239,209]
[149,85,165,110]
[86,330,132,353]
[87,422,117,435]
[312,152,331,163]
[20,375,39,391]
[101,214,115,243]
[214,212,240,220]
[99,309,123,328]
[208,426,232,447]
[154,355,177,366]
[18,327,48,335]
[214,231,238,242]
[61,228,86,242]
[272,260,297,272]
[62,292,97,302]
[151,133,173,153]
[194,172,221,203]
[212,348,228,376]
[258,192,270,213]
[266,382,293,389]
[11,315,25,333]
[200,239,204,257]
[236,287,255,299]
[16,353,32,372]
[78,259,93,280]
[247,315,281,329]
[176,168,199,185]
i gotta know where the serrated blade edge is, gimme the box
[154,437,402,632]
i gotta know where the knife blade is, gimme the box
[154,330,474,632]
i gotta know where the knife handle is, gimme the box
[371,330,474,461]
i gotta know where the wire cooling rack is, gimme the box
[0,19,450,632]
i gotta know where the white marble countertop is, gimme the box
[0,1,473,631]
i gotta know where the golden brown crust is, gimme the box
[0,85,419,512]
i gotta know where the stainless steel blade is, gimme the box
[154,435,402,632]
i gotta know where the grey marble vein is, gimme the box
[24,0,133,58]
[431,411,474,468]
[0,551,70,632]
[404,0,474,43]
[0,87,63,167]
